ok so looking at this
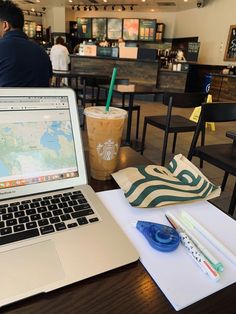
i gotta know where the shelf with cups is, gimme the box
[156,23,165,42]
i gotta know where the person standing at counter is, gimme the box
[50,36,70,85]
[0,0,52,87]
[50,36,70,71]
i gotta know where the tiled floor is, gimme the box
[82,98,236,219]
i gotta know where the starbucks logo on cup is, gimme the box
[96,140,119,160]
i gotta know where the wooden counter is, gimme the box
[70,55,188,92]
[210,73,236,101]
[184,63,236,101]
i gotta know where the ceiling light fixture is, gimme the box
[23,9,44,16]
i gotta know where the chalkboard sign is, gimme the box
[224,25,236,61]
[186,42,200,62]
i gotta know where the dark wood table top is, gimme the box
[3,147,236,314]
[211,73,236,79]
[100,83,163,95]
[226,130,236,141]
[53,70,109,80]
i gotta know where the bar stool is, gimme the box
[77,75,111,107]
[97,79,141,140]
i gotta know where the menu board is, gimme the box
[123,19,139,41]
[107,19,122,40]
[186,42,200,61]
[77,18,92,39]
[139,19,156,41]
[92,18,107,39]
[224,25,236,61]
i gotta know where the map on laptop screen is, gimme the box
[0,96,79,189]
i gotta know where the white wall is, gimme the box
[44,7,66,33]
[174,0,236,65]
[65,8,75,33]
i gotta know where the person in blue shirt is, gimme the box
[0,0,52,87]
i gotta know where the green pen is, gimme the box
[180,215,224,272]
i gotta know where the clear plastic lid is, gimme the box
[84,106,127,119]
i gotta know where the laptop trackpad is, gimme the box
[0,240,65,301]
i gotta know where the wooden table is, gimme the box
[226,130,236,144]
[100,84,163,147]
[3,148,236,314]
[53,70,109,91]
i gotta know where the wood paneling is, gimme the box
[157,70,187,92]
[70,56,188,91]
[210,75,236,102]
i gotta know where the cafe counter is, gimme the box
[209,73,236,101]
[70,55,189,92]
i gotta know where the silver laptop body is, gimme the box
[0,88,138,307]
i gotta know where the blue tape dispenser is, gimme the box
[136,221,180,252]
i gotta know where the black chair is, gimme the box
[52,71,81,94]
[141,92,206,166]
[188,102,236,216]
[97,79,141,140]
[78,76,109,108]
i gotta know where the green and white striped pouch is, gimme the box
[112,154,221,208]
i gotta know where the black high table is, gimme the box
[53,70,109,92]
[100,84,164,147]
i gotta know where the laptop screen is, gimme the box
[0,96,79,190]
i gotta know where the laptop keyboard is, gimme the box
[0,190,99,246]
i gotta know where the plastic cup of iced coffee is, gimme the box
[84,106,127,181]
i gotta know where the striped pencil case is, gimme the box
[112,154,221,208]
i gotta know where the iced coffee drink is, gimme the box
[84,106,127,180]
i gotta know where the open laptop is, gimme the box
[0,88,138,307]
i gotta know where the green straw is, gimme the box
[105,67,117,112]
